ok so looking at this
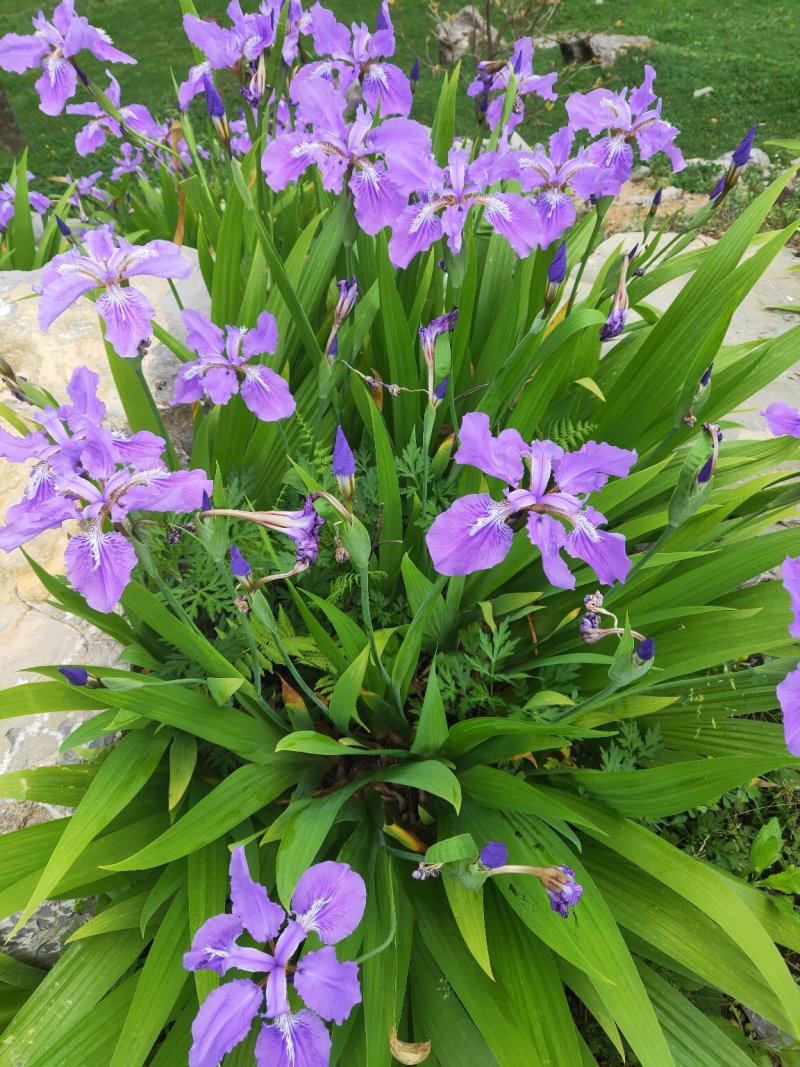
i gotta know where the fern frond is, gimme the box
[541,418,597,452]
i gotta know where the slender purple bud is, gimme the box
[480,841,508,869]
[328,334,338,358]
[732,126,756,168]
[335,277,358,326]
[75,63,89,86]
[635,637,655,662]
[201,490,212,513]
[700,362,713,388]
[547,241,567,286]
[55,215,72,237]
[651,187,663,208]
[230,545,251,578]
[59,666,89,686]
[333,426,356,506]
[332,426,356,478]
[410,59,420,86]
[709,175,725,201]
[696,423,721,485]
[203,74,225,119]
[433,375,449,404]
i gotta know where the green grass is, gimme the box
[0,0,796,180]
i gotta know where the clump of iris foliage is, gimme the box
[0,0,799,1064]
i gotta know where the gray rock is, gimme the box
[557,32,653,69]
[435,6,502,64]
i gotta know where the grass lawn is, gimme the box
[0,0,796,179]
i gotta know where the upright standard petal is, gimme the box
[777,667,800,757]
[183,308,226,357]
[291,861,366,945]
[454,412,526,485]
[64,527,138,612]
[255,1011,332,1067]
[426,494,514,577]
[294,948,361,1025]
[229,846,285,943]
[189,980,262,1067]
[242,311,279,358]
[122,239,191,279]
[553,441,637,495]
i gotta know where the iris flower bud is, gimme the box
[229,545,251,579]
[545,241,567,310]
[332,426,356,510]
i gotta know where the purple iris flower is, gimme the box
[0,366,210,612]
[270,496,326,567]
[66,70,161,156]
[110,142,146,181]
[179,1,275,109]
[546,866,583,918]
[294,1,412,119]
[426,412,636,587]
[283,0,313,65]
[515,128,599,246]
[229,116,252,156]
[0,0,134,115]
[480,841,508,869]
[64,170,107,219]
[184,847,365,1067]
[172,309,294,423]
[778,667,800,757]
[783,557,800,640]
[37,225,190,358]
[0,172,50,231]
[263,79,430,235]
[466,36,557,134]
[762,402,800,439]
[566,66,685,194]
[388,146,544,268]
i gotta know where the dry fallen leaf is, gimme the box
[389,1033,432,1064]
